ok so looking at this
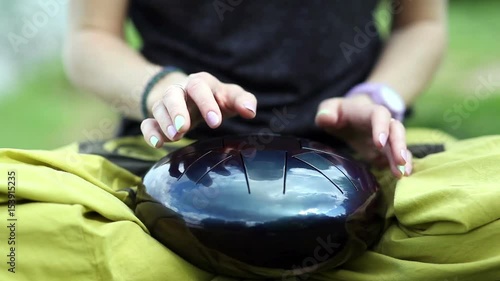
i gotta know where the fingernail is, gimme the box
[167,125,177,140]
[174,115,185,131]
[149,136,159,148]
[206,111,220,127]
[406,164,412,175]
[398,165,406,176]
[401,149,408,163]
[316,109,330,117]
[379,133,388,147]
[243,102,256,114]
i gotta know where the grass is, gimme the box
[405,0,500,138]
[1,1,499,149]
[0,60,118,149]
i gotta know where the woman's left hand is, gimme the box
[315,95,412,178]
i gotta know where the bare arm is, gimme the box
[64,0,256,146]
[367,0,448,104]
[315,0,447,177]
[63,0,185,120]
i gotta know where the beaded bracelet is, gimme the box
[141,66,181,119]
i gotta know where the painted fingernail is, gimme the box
[379,133,388,147]
[243,102,256,114]
[316,109,330,117]
[167,125,177,140]
[149,136,159,148]
[398,165,406,176]
[206,111,220,127]
[406,164,412,175]
[174,115,185,131]
[401,149,408,163]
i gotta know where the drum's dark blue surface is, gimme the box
[135,135,385,275]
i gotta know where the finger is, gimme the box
[222,84,257,119]
[383,143,405,178]
[388,119,408,166]
[151,100,178,141]
[371,105,392,150]
[188,72,219,90]
[163,85,192,134]
[141,118,166,148]
[405,150,413,176]
[315,98,342,128]
[185,74,223,129]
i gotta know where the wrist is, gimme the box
[141,67,187,119]
[345,83,406,121]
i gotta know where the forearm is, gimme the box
[64,31,185,120]
[64,0,187,120]
[366,20,447,105]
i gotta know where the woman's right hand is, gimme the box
[141,71,257,148]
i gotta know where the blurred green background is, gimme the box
[0,0,499,150]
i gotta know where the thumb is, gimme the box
[315,98,342,128]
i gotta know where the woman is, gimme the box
[9,2,500,280]
[63,0,447,178]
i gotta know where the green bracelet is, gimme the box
[141,66,181,119]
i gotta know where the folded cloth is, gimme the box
[1,129,500,281]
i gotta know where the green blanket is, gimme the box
[1,129,499,281]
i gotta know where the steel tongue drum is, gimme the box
[135,135,386,277]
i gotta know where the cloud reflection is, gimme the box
[145,161,351,226]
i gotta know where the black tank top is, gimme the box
[123,0,382,143]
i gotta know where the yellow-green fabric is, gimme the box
[1,129,500,281]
